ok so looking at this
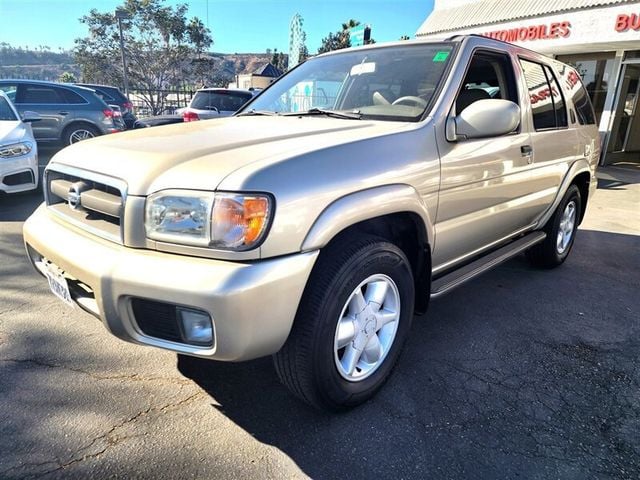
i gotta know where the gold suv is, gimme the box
[24,35,599,410]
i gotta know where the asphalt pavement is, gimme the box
[0,149,639,479]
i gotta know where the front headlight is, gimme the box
[0,141,33,158]
[145,190,272,250]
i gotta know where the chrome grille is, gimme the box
[45,166,127,244]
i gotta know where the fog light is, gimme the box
[178,308,213,346]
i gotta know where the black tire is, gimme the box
[273,234,415,411]
[62,123,100,146]
[527,184,582,268]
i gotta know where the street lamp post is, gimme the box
[115,9,131,98]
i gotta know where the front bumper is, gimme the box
[23,204,319,361]
[0,153,38,193]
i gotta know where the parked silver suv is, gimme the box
[0,80,123,146]
[23,36,599,410]
[178,88,257,121]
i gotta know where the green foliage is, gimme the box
[317,19,374,54]
[270,48,287,72]
[298,32,309,62]
[73,0,212,114]
[58,72,77,83]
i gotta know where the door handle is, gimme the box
[521,145,533,164]
[58,111,69,116]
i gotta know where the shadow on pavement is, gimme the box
[178,229,640,479]
[0,190,43,223]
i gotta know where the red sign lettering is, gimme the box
[530,86,560,105]
[482,21,571,42]
[615,14,640,32]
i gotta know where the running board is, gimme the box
[430,231,546,299]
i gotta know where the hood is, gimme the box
[0,121,30,146]
[48,116,410,196]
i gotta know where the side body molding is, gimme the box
[301,184,434,251]
[533,159,594,229]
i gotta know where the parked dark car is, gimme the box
[75,83,137,129]
[0,80,123,145]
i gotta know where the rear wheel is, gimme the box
[63,123,99,146]
[274,234,414,411]
[527,184,581,268]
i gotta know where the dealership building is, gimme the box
[416,0,640,166]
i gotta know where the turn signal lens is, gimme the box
[211,193,271,249]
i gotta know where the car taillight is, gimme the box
[183,110,200,122]
[103,109,114,118]
[123,102,133,110]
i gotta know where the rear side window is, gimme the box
[543,65,567,128]
[520,59,568,130]
[21,85,63,104]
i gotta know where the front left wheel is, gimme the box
[274,234,415,411]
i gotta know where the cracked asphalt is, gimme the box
[1,150,639,479]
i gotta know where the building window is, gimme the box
[556,53,615,124]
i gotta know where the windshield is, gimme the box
[0,96,17,121]
[191,91,253,112]
[243,43,455,122]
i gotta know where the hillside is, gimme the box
[0,45,280,87]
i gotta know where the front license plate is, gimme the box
[45,264,74,307]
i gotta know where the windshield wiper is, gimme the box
[284,108,362,120]
[236,109,279,117]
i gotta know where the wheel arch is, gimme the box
[535,160,593,229]
[571,171,591,224]
[301,185,434,314]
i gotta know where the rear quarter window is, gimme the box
[564,67,597,125]
[60,88,88,104]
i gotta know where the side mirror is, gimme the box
[21,111,42,123]
[446,99,520,142]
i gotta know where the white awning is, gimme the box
[416,0,639,36]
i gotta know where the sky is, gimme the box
[0,0,433,54]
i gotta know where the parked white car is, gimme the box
[0,91,40,194]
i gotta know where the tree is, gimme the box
[73,0,212,115]
[317,31,345,54]
[317,19,374,54]
[270,48,287,72]
[58,72,77,83]
[298,31,309,63]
